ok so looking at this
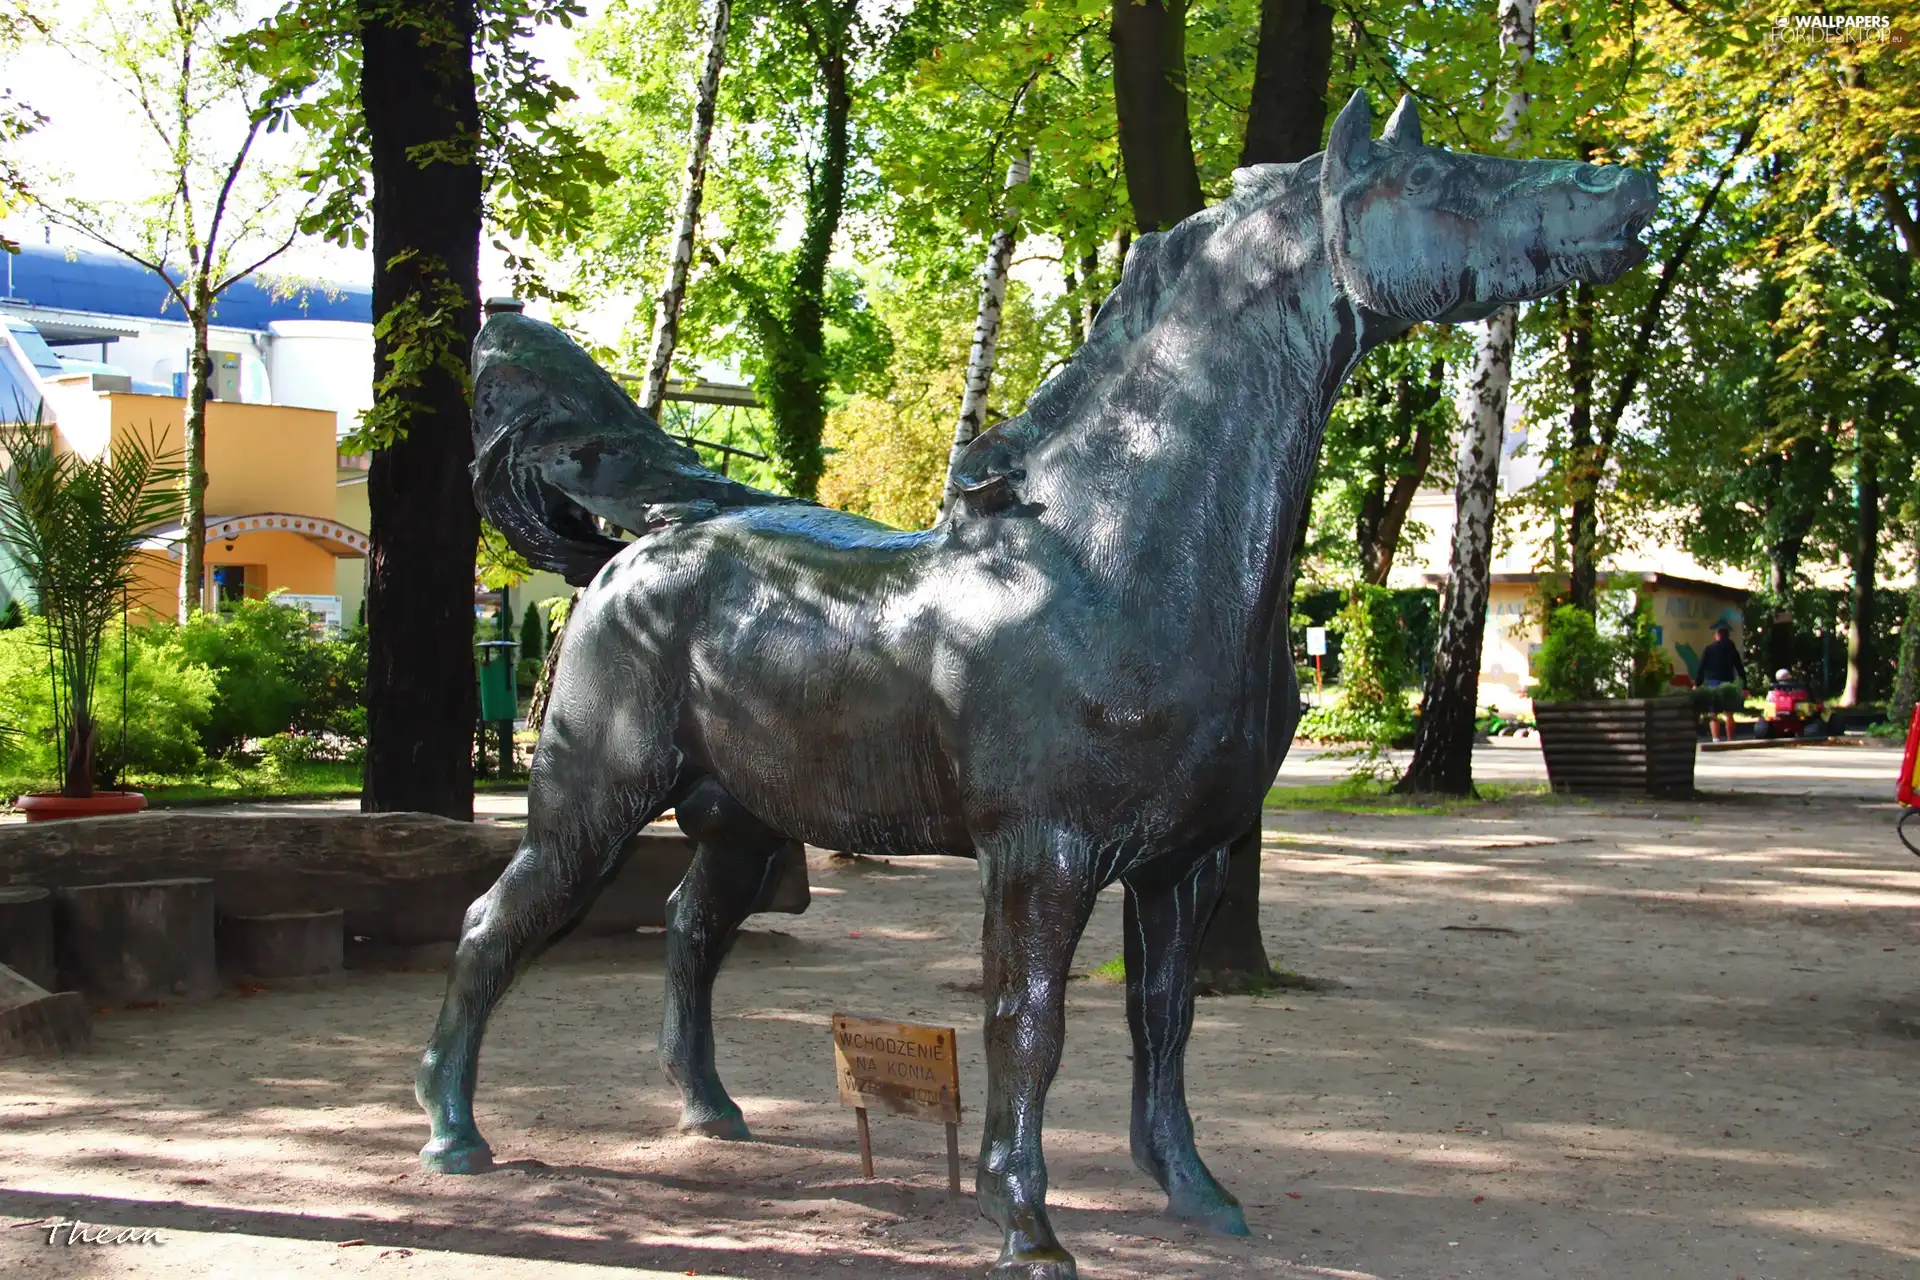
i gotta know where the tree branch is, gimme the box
[1597,118,1758,451]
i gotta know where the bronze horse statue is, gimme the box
[416,92,1655,1277]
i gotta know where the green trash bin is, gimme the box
[477,640,519,722]
[476,640,519,775]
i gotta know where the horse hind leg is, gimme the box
[1122,843,1248,1235]
[660,776,793,1139]
[415,762,673,1174]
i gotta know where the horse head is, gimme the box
[1319,91,1656,332]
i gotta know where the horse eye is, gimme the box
[1407,165,1438,189]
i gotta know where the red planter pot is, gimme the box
[16,791,148,823]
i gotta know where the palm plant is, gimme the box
[0,414,182,796]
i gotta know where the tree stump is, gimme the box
[218,910,344,980]
[54,878,217,1002]
[0,886,56,991]
[0,962,90,1057]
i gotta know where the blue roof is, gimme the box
[1,243,372,330]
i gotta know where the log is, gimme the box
[54,878,217,1002]
[0,813,809,952]
[0,962,90,1057]
[0,886,55,991]
[218,910,344,980]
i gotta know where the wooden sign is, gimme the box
[831,1013,963,1194]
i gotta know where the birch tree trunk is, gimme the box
[1399,0,1533,796]
[941,151,1030,509]
[180,296,213,620]
[638,0,731,421]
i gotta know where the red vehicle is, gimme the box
[1896,704,1920,857]
[1756,668,1835,739]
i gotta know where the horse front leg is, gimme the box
[977,832,1100,1279]
[1122,843,1248,1234]
[660,779,792,1139]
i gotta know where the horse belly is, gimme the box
[688,686,968,857]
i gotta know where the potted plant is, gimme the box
[0,415,182,819]
[1531,600,1696,797]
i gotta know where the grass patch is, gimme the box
[1084,954,1329,996]
[2,762,535,810]
[1263,776,1550,815]
[1088,955,1127,983]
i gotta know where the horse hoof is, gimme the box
[1167,1190,1248,1237]
[989,1246,1078,1280]
[420,1135,495,1175]
[681,1113,753,1141]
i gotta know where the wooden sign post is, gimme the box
[831,1013,963,1195]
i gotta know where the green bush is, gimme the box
[146,598,367,759]
[155,600,309,756]
[285,622,367,740]
[519,602,545,662]
[1534,594,1690,704]
[0,619,213,783]
[260,729,362,773]
[1532,606,1616,702]
[1297,586,1413,747]
[1621,597,1675,698]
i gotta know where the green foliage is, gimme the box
[239,0,610,253]
[818,275,1049,528]
[477,519,534,590]
[1296,586,1412,770]
[1621,596,1674,699]
[149,597,365,758]
[344,252,474,453]
[1532,595,1676,704]
[0,417,184,792]
[518,602,545,661]
[1531,606,1615,703]
[0,619,213,784]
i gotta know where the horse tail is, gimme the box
[470,310,808,586]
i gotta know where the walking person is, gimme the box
[1696,622,1745,742]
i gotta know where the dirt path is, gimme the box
[3,791,1918,1278]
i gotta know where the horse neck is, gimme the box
[1021,244,1361,642]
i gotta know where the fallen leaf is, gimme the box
[1287,1192,1302,1199]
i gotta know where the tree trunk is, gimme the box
[1400,306,1517,794]
[942,151,1030,510]
[759,35,850,500]
[1566,276,1598,613]
[638,0,731,421]
[1239,0,1333,167]
[1356,358,1441,586]
[1843,428,1879,706]
[60,717,95,799]
[1110,0,1204,233]
[1189,0,1338,991]
[180,303,213,619]
[1078,247,1100,342]
[1191,824,1276,992]
[1397,0,1533,796]
[359,0,484,821]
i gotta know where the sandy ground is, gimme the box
[3,761,1919,1278]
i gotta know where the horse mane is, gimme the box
[968,157,1326,471]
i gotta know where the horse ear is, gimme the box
[1323,90,1373,189]
[1382,95,1423,148]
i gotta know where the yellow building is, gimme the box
[41,379,367,623]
